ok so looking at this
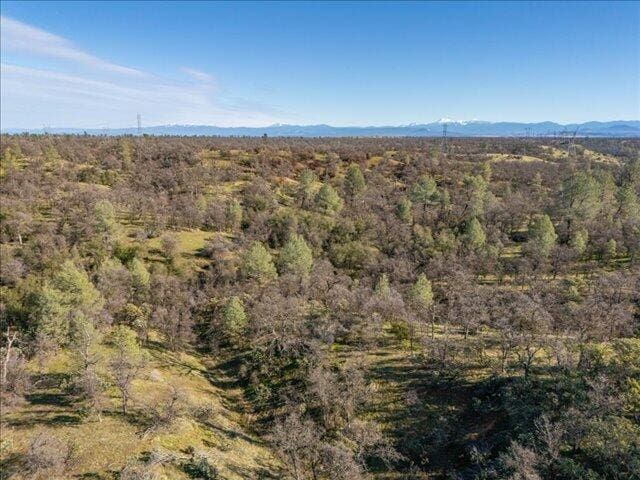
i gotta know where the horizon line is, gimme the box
[3,118,639,131]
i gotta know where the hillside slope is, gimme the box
[1,340,281,479]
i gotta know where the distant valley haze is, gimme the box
[3,120,639,137]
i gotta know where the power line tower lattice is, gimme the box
[441,123,448,156]
[568,127,579,158]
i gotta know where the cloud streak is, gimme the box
[180,67,216,84]
[0,16,145,77]
[0,16,292,128]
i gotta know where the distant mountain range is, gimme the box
[3,120,639,137]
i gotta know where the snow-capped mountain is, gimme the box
[3,120,639,137]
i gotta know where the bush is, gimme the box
[25,432,75,477]
[0,346,30,406]
[120,462,160,480]
[183,453,219,479]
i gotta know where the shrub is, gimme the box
[183,453,219,480]
[24,432,75,477]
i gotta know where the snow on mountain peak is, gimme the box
[436,118,483,125]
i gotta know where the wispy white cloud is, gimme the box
[180,67,216,84]
[1,62,286,127]
[0,16,293,128]
[0,16,145,77]
[2,63,207,107]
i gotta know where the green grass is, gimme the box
[146,229,215,257]
[488,153,548,163]
[1,339,281,479]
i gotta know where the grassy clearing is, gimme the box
[540,145,620,165]
[582,148,620,165]
[146,229,215,258]
[500,244,522,258]
[367,156,384,168]
[1,340,281,479]
[488,153,548,163]
[116,226,220,271]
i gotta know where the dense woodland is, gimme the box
[0,134,639,480]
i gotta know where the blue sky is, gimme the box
[1,1,638,128]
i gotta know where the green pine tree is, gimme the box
[26,261,103,345]
[464,217,487,250]
[409,274,434,308]
[528,214,557,257]
[242,241,278,283]
[570,228,589,256]
[465,174,489,218]
[561,172,600,235]
[410,175,438,206]
[315,183,344,213]
[226,199,243,231]
[618,184,640,222]
[93,200,118,236]
[25,281,71,344]
[278,233,313,277]
[53,260,104,312]
[345,164,366,196]
[223,296,247,342]
[129,258,151,291]
[397,197,413,224]
[296,170,317,208]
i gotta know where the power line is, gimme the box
[568,127,579,157]
[441,123,448,155]
[137,114,142,135]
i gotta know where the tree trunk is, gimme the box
[2,330,17,385]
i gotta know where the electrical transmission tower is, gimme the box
[567,127,579,157]
[137,114,142,135]
[441,123,448,155]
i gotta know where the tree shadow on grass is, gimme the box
[144,340,210,377]
[363,352,482,475]
[202,355,245,391]
[0,453,23,480]
[25,391,73,407]
[227,462,281,480]
[208,423,262,446]
[75,473,106,479]
[6,385,81,428]
[6,412,82,428]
